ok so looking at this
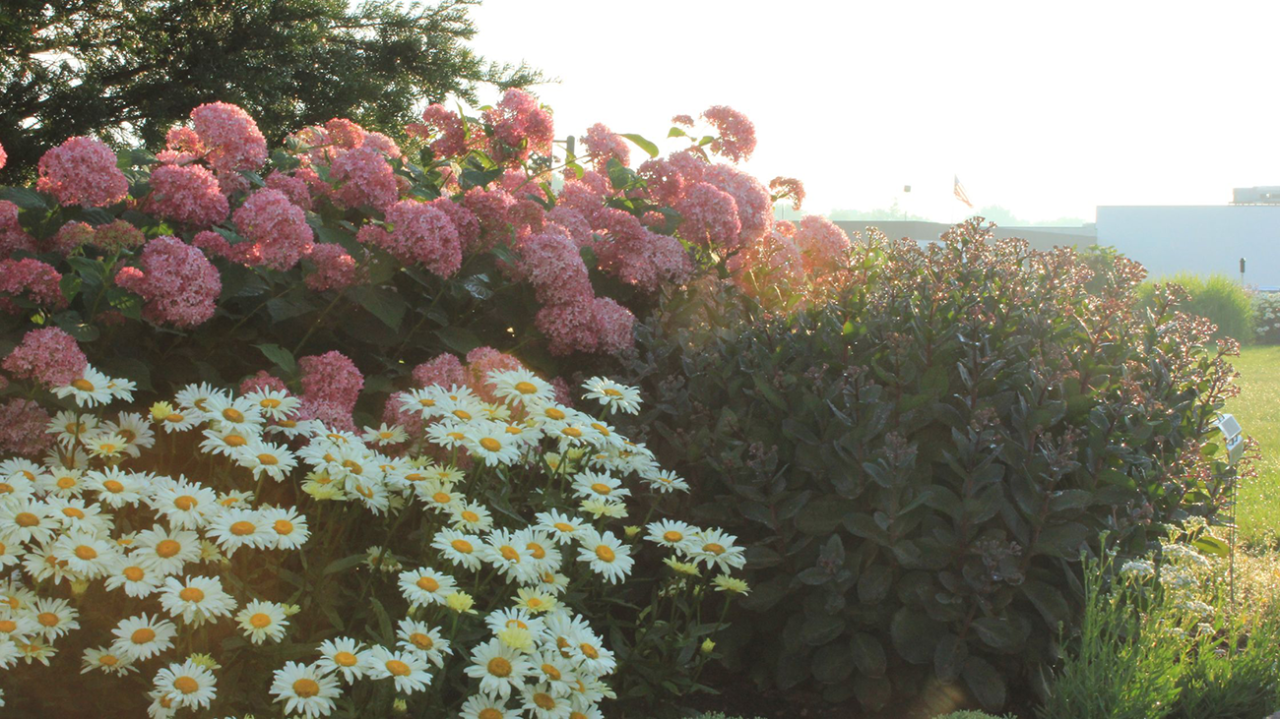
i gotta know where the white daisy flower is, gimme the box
[149,480,219,530]
[155,404,200,433]
[396,617,451,668]
[432,529,484,571]
[110,613,177,661]
[15,639,57,665]
[460,694,515,719]
[154,658,217,710]
[234,438,297,482]
[51,531,119,579]
[463,422,523,466]
[464,638,534,700]
[158,575,237,626]
[688,528,746,572]
[641,469,690,494]
[0,538,24,569]
[46,411,99,449]
[487,368,555,406]
[397,567,457,607]
[260,505,311,549]
[0,498,56,544]
[244,388,300,421]
[575,530,633,585]
[521,682,573,719]
[53,366,115,407]
[0,470,35,500]
[235,600,290,644]
[512,587,558,614]
[23,545,79,585]
[362,423,408,447]
[450,501,494,532]
[198,426,259,458]
[366,645,433,694]
[480,529,535,582]
[104,560,165,598]
[81,645,138,675]
[47,496,112,534]
[270,660,342,718]
[105,375,136,402]
[417,479,464,512]
[205,508,273,555]
[30,596,79,641]
[570,470,630,503]
[37,467,85,498]
[101,411,156,456]
[533,510,587,546]
[644,520,698,551]
[512,528,561,576]
[174,383,230,416]
[132,527,202,576]
[84,467,148,508]
[316,637,370,683]
[580,377,642,414]
[485,607,546,638]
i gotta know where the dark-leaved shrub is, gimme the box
[623,220,1244,713]
[1137,273,1253,343]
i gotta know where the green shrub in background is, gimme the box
[936,712,1017,719]
[624,222,1244,714]
[1137,273,1253,343]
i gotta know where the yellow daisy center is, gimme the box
[544,408,566,420]
[225,434,247,447]
[527,542,547,559]
[257,454,279,466]
[131,628,156,644]
[37,612,59,627]
[174,495,197,511]
[534,693,556,710]
[542,663,562,680]
[451,539,473,554]
[74,545,97,560]
[173,676,199,694]
[499,546,519,561]
[15,512,39,527]
[334,651,358,667]
[514,381,537,394]
[416,576,439,592]
[386,659,411,676]
[487,657,512,677]
[410,632,433,650]
[222,408,245,423]
[274,519,295,535]
[230,521,256,536]
[293,678,320,697]
[561,427,582,438]
[663,530,683,543]
[62,507,85,519]
[590,483,611,495]
[479,437,502,452]
[103,479,124,493]
[704,543,726,555]
[124,566,145,581]
[71,379,95,391]
[479,710,503,719]
[56,476,76,489]
[461,510,480,523]
[179,587,205,603]
[595,545,616,562]
[155,539,181,558]
[603,388,623,397]
[249,613,272,628]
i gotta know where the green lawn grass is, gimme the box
[1226,345,1280,546]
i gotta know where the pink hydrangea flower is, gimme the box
[702,106,757,163]
[114,236,221,327]
[92,220,146,253]
[0,398,53,457]
[638,158,687,206]
[265,171,313,211]
[583,123,630,169]
[412,353,466,389]
[590,297,636,355]
[147,164,230,227]
[484,89,554,164]
[536,300,596,356]
[36,136,129,207]
[461,187,517,250]
[324,118,367,150]
[330,145,398,211]
[239,370,288,395]
[357,200,460,278]
[794,215,852,275]
[191,102,268,174]
[0,201,36,259]
[429,197,480,253]
[49,221,95,254]
[157,126,205,165]
[2,327,88,388]
[382,391,426,440]
[703,164,773,248]
[0,141,6,170]
[233,188,314,271]
[666,149,707,186]
[363,132,402,160]
[515,227,593,304]
[769,176,806,211]
[546,207,593,248]
[304,243,359,291]
[411,104,467,158]
[298,351,363,430]
[598,229,691,293]
[676,182,741,249]
[0,258,65,313]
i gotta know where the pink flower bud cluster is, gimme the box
[330,145,399,211]
[298,351,364,432]
[702,105,757,163]
[0,140,6,169]
[232,188,315,271]
[535,296,635,357]
[484,89,554,164]
[114,236,221,327]
[0,258,65,313]
[94,220,147,253]
[411,105,468,159]
[583,123,630,170]
[1,201,37,259]
[769,176,806,211]
[465,346,525,403]
[0,398,53,457]
[36,136,129,208]
[357,200,461,278]
[190,102,268,174]
[239,370,289,395]
[50,221,96,254]
[2,327,88,388]
[794,215,853,275]
[147,164,230,228]
[304,243,360,292]
[411,353,467,389]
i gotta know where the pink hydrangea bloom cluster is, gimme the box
[411,353,467,389]
[329,145,399,211]
[484,89,554,164]
[304,243,360,291]
[50,221,95,254]
[298,351,363,432]
[239,370,288,395]
[676,182,742,248]
[461,187,516,250]
[36,136,129,207]
[769,176,806,211]
[147,163,230,227]
[190,102,268,174]
[583,123,630,169]
[794,215,852,275]
[728,220,805,292]
[465,346,525,403]
[0,258,65,313]
[535,296,635,356]
[232,188,315,270]
[514,226,592,304]
[157,126,205,165]
[93,219,147,253]
[0,140,6,169]
[0,398,53,457]
[0,201,36,258]
[266,171,313,211]
[410,104,468,158]
[114,236,221,327]
[358,200,461,277]
[703,164,773,247]
[430,197,481,253]
[2,327,87,388]
[702,105,757,163]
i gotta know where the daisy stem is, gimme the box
[290,288,346,357]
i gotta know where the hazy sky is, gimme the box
[467,0,1280,224]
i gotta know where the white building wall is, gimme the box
[1096,205,1280,287]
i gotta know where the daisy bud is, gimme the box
[150,402,174,422]
[393,698,408,714]
[445,591,476,614]
[70,578,91,597]
[624,525,641,539]
[701,638,716,655]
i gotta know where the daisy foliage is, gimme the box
[0,366,743,716]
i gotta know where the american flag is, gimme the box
[953,175,973,208]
